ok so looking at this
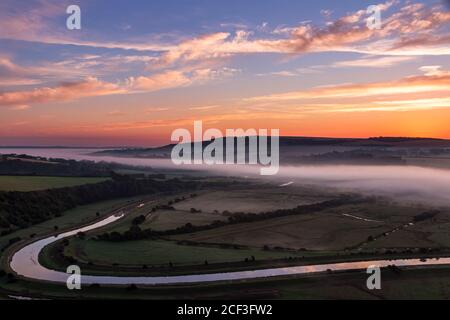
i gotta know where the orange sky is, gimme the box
[0,0,450,146]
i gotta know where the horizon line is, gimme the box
[0,135,449,149]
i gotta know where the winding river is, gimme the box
[9,213,450,286]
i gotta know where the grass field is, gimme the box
[89,195,195,234]
[365,210,450,249]
[0,195,153,253]
[58,184,448,267]
[0,175,110,191]
[93,185,336,234]
[173,201,432,251]
[60,238,303,266]
[40,190,444,275]
[141,210,227,231]
[172,186,333,214]
[173,211,390,250]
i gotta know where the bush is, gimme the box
[132,215,146,225]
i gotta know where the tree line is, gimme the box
[0,175,204,235]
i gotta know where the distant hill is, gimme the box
[90,136,450,167]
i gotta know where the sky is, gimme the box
[0,0,449,147]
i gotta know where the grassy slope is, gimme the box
[0,195,149,251]
[0,176,110,192]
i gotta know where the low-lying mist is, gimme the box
[3,148,449,206]
[204,164,450,206]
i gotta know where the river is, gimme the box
[9,211,450,286]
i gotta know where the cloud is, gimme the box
[419,65,446,76]
[125,71,191,92]
[188,105,219,111]
[220,22,248,29]
[0,57,42,86]
[320,10,333,19]
[247,69,450,102]
[1,0,449,112]
[107,110,127,117]
[152,1,450,68]
[256,55,415,78]
[243,68,450,113]
[0,77,124,107]
[10,104,30,111]
[2,1,449,74]
[186,2,447,58]
[270,71,298,77]
[0,1,172,52]
[154,32,234,67]
[146,107,169,112]
[332,56,417,68]
[2,0,449,63]
[0,55,131,87]
[0,67,239,107]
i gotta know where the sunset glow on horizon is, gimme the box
[1,0,450,147]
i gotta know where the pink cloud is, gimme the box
[0,77,124,107]
[0,68,238,107]
[243,68,450,113]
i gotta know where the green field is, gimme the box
[91,186,335,235]
[172,201,427,251]
[0,175,110,191]
[0,195,152,253]
[141,210,227,231]
[59,238,302,267]
[55,185,449,270]
[172,186,333,214]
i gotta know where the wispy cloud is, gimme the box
[0,76,124,107]
[0,67,238,107]
[2,1,449,62]
[332,56,417,68]
[188,105,219,110]
[244,67,450,113]
[147,0,450,69]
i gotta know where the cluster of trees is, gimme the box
[97,196,368,242]
[413,210,440,222]
[0,176,202,234]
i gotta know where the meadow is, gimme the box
[34,181,450,280]
[60,238,302,266]
[0,175,109,192]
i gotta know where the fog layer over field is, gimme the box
[2,148,450,205]
[215,165,450,206]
